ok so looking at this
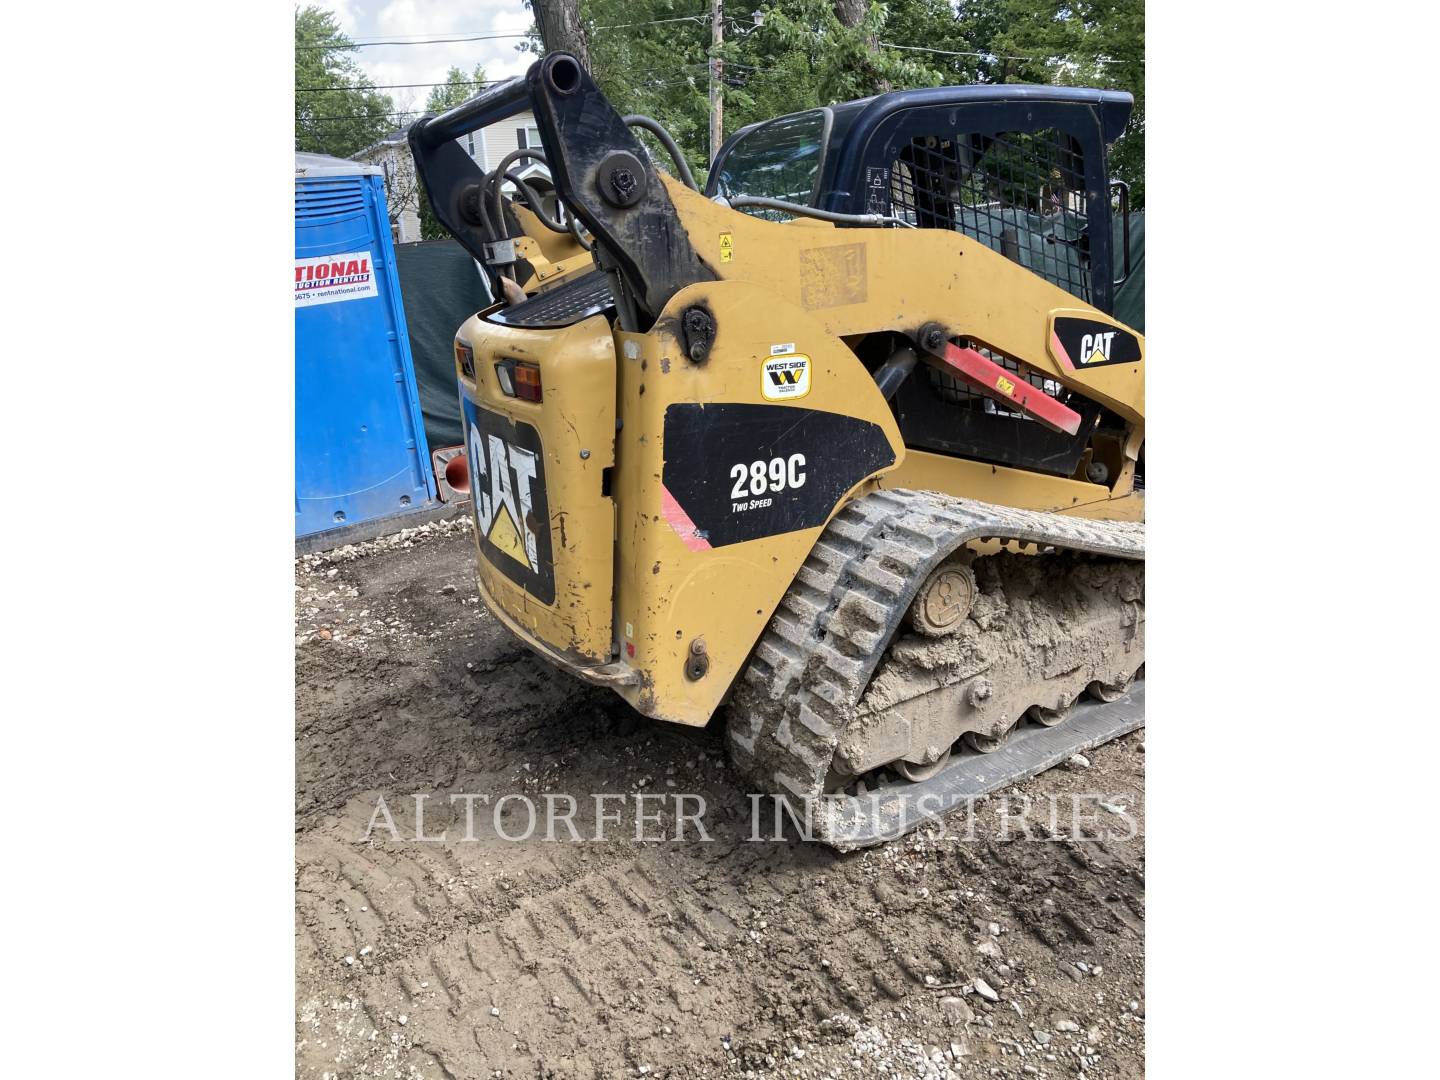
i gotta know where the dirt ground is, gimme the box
[295,518,1145,1080]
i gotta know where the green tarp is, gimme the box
[1112,211,1145,333]
[963,208,1144,333]
[395,239,493,452]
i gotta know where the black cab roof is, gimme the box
[706,83,1134,205]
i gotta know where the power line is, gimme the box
[297,78,504,93]
[298,31,528,49]
[296,51,881,113]
[595,14,709,31]
[298,15,711,50]
[297,16,1138,71]
[879,41,1142,66]
[298,112,421,122]
[298,59,725,117]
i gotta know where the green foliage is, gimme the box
[573,2,714,181]
[425,65,490,113]
[293,1,1141,203]
[552,0,1141,203]
[720,1,942,126]
[981,1,1145,206]
[419,189,447,241]
[294,5,396,158]
[416,65,493,238]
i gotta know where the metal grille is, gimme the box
[929,341,1065,422]
[487,271,614,329]
[889,129,1092,302]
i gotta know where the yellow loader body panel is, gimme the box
[453,186,1142,724]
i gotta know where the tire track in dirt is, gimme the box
[296,526,1146,1079]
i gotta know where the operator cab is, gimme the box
[707,85,1137,482]
[706,85,1134,315]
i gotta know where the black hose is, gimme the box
[568,215,593,251]
[622,115,698,190]
[466,179,499,242]
[723,195,917,229]
[497,170,568,234]
[486,148,553,246]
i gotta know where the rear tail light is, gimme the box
[454,340,475,378]
[494,359,543,402]
[514,362,543,402]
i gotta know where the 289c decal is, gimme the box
[729,453,807,506]
[661,403,895,549]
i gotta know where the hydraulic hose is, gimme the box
[622,115,699,191]
[568,215,593,251]
[495,170,568,234]
[486,148,553,248]
[721,195,917,229]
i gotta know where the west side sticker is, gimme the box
[761,352,811,400]
[295,250,378,308]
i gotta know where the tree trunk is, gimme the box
[831,0,867,28]
[833,1,883,88]
[532,0,591,72]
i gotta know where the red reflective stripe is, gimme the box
[660,484,711,551]
[939,343,1082,437]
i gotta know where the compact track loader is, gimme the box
[409,54,1144,847]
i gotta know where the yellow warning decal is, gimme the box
[487,505,531,569]
[719,232,734,263]
[995,375,1016,396]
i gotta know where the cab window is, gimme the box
[713,110,828,211]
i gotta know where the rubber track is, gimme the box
[726,488,1144,835]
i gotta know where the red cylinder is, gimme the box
[444,453,471,494]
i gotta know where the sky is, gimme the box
[323,0,539,113]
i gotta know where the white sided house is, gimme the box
[353,111,549,244]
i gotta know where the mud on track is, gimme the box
[296,519,1145,1079]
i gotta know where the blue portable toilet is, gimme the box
[295,152,437,541]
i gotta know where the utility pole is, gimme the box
[709,0,724,166]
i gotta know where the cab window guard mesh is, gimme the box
[888,129,1092,303]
